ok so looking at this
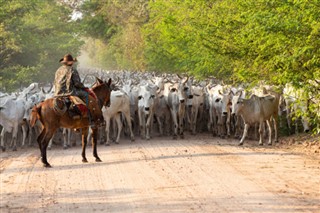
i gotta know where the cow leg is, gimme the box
[164,113,171,136]
[156,115,163,136]
[286,107,292,134]
[0,128,6,152]
[21,122,28,148]
[234,115,239,138]
[81,128,89,162]
[90,127,101,162]
[266,119,273,145]
[105,118,111,146]
[273,117,278,143]
[226,112,231,137]
[115,114,122,144]
[178,104,185,139]
[48,138,53,150]
[212,110,218,136]
[138,109,146,139]
[258,121,264,146]
[192,108,198,135]
[146,113,153,140]
[170,109,178,139]
[124,111,135,142]
[11,126,19,151]
[239,123,250,146]
[208,106,213,134]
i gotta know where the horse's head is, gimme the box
[92,77,112,108]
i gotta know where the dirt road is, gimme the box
[0,134,319,213]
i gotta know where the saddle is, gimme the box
[53,96,88,119]
[53,92,105,128]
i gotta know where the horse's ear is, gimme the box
[107,78,112,86]
[95,77,104,84]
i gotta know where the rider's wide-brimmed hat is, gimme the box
[59,54,77,65]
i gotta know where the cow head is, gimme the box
[138,84,157,115]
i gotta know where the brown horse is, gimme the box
[30,77,112,167]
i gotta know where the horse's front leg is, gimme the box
[91,127,102,162]
[81,128,89,163]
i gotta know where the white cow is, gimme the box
[102,90,134,145]
[0,96,33,151]
[188,85,205,135]
[121,80,139,135]
[231,88,246,138]
[283,83,310,134]
[153,76,171,136]
[206,84,228,137]
[163,76,189,139]
[232,93,279,145]
[137,82,158,140]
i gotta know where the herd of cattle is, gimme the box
[0,69,316,151]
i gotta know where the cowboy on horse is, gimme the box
[54,54,104,127]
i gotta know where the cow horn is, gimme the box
[177,74,183,79]
[182,75,189,84]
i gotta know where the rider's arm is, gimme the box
[72,68,86,89]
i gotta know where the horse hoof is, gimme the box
[173,135,177,140]
[1,146,6,152]
[259,143,263,146]
[238,142,243,146]
[82,159,88,163]
[105,143,110,146]
[43,163,52,168]
[12,147,17,151]
[63,146,68,150]
[115,141,119,144]
[95,158,102,162]
[268,143,272,146]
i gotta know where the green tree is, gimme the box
[0,0,83,91]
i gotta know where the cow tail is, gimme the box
[30,104,42,127]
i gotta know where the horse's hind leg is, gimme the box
[91,128,102,162]
[38,128,54,167]
[81,128,89,163]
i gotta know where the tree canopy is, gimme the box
[0,0,83,91]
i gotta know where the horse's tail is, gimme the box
[30,104,42,127]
